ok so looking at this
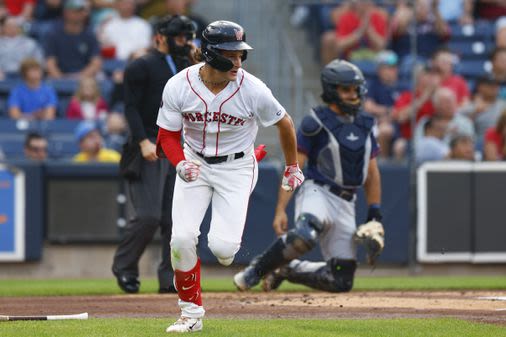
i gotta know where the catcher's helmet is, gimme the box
[155,15,196,57]
[201,20,253,72]
[321,59,367,116]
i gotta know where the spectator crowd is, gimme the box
[295,0,506,165]
[2,0,506,166]
[0,0,206,162]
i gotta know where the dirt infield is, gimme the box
[2,291,506,325]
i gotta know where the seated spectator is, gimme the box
[391,0,450,64]
[415,87,474,143]
[24,132,48,161]
[459,74,506,143]
[103,111,127,152]
[7,58,57,120]
[66,76,109,120]
[448,134,475,161]
[0,16,44,79]
[1,0,35,22]
[364,50,406,159]
[438,0,474,24]
[430,48,470,107]
[415,117,449,166]
[320,0,388,64]
[392,63,438,140]
[489,48,506,99]
[43,0,102,79]
[98,0,152,61]
[483,109,506,161]
[73,121,120,162]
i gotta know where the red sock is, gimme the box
[174,259,202,306]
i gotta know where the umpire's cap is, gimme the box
[201,20,252,72]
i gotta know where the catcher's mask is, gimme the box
[321,59,367,116]
[156,15,196,57]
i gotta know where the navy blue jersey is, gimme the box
[297,106,379,189]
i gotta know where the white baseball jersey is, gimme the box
[156,63,286,156]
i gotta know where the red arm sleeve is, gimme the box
[156,127,186,166]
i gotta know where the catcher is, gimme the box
[234,59,385,293]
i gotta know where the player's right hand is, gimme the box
[139,139,158,161]
[176,160,201,182]
[272,210,288,236]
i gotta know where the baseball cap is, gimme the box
[75,121,97,142]
[375,50,398,67]
[64,0,88,10]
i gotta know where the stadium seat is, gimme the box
[449,21,494,42]
[455,60,491,79]
[48,138,79,159]
[47,79,79,96]
[102,59,127,76]
[354,60,376,78]
[447,40,494,60]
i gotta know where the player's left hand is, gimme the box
[281,163,304,191]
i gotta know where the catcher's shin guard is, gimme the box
[283,258,357,292]
[235,213,324,290]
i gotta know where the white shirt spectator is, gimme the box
[101,16,152,60]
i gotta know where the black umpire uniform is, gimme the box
[112,15,196,293]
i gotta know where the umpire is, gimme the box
[112,15,197,294]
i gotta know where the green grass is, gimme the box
[1,318,505,337]
[0,275,505,297]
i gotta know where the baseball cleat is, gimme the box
[166,316,202,333]
[261,267,287,292]
[353,221,385,265]
[233,267,260,291]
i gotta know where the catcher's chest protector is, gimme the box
[313,107,374,187]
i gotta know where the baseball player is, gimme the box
[234,59,385,293]
[156,20,304,333]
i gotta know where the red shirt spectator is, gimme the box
[335,8,388,59]
[66,96,109,120]
[483,110,506,161]
[484,127,503,157]
[4,0,35,16]
[393,91,435,139]
[441,75,470,106]
[66,76,109,120]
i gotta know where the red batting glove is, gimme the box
[281,163,304,191]
[254,144,267,162]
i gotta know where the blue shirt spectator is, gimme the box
[7,58,57,120]
[43,0,102,79]
[8,82,58,117]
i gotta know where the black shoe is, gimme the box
[116,274,140,293]
[158,285,177,294]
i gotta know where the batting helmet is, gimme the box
[321,59,367,116]
[155,15,196,57]
[201,20,253,72]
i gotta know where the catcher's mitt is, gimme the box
[353,220,385,266]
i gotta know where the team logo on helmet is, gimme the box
[235,29,244,41]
